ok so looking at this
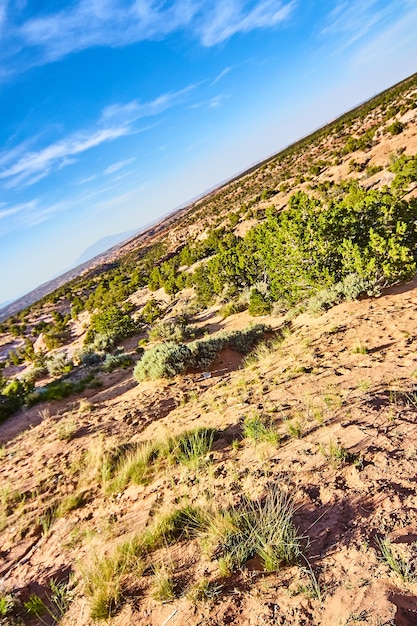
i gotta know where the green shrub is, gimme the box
[2,378,33,399]
[390,154,417,191]
[365,164,383,177]
[0,394,22,424]
[188,336,224,369]
[253,187,416,307]
[102,353,133,373]
[0,377,34,422]
[222,324,269,353]
[92,332,119,353]
[387,120,405,135]
[189,324,268,369]
[21,365,47,384]
[133,342,192,382]
[0,594,17,617]
[307,273,380,314]
[133,325,269,381]
[43,327,71,350]
[7,350,23,366]
[219,301,247,319]
[26,373,101,406]
[46,352,73,377]
[73,346,103,366]
[148,319,196,342]
[248,288,272,316]
[86,306,137,346]
[348,159,366,173]
[141,299,164,324]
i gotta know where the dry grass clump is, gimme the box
[80,486,301,619]
[81,506,202,619]
[151,563,176,602]
[103,427,216,494]
[376,537,417,583]
[243,413,280,445]
[201,487,302,573]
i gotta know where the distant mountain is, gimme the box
[0,232,138,322]
[73,229,138,267]
[0,204,192,322]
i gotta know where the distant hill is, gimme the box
[0,198,202,322]
[0,231,140,322]
[0,188,225,322]
[73,229,138,267]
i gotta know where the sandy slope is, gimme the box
[2,280,417,625]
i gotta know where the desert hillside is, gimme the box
[1,74,417,625]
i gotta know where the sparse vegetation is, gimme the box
[103,428,215,493]
[151,564,176,602]
[133,324,269,381]
[376,536,417,583]
[319,440,348,465]
[243,413,280,444]
[101,352,133,372]
[147,318,197,342]
[202,488,302,572]
[2,73,417,626]
[351,342,368,354]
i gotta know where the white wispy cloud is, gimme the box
[104,157,136,175]
[321,0,408,51]
[25,201,67,228]
[0,198,61,235]
[16,0,199,61]
[3,1,297,71]
[79,185,116,202]
[0,200,37,220]
[90,187,145,215]
[198,0,296,46]
[187,93,229,110]
[0,126,129,189]
[77,174,97,186]
[347,2,417,69]
[0,137,36,168]
[211,66,232,85]
[208,94,228,108]
[101,84,196,125]
[0,86,192,189]
[111,169,136,182]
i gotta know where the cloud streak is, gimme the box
[0,200,37,220]
[198,0,295,46]
[211,66,232,85]
[0,126,130,189]
[0,198,49,236]
[104,158,136,175]
[0,86,192,189]
[321,0,412,52]
[2,0,296,71]
[347,2,417,69]
[101,84,196,125]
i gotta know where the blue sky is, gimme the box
[1,0,417,305]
